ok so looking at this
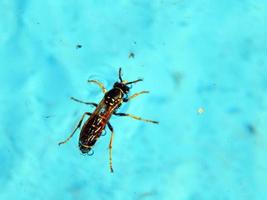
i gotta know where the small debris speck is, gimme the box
[129,52,135,58]
[245,123,256,135]
[172,71,183,86]
[44,115,53,119]
[197,107,205,114]
[76,44,82,49]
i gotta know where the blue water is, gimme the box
[1,1,267,200]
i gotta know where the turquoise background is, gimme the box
[0,0,267,199]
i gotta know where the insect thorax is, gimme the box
[104,88,123,106]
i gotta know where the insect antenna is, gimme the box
[119,68,123,82]
[119,67,143,85]
[126,79,143,85]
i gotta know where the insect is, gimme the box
[58,68,159,172]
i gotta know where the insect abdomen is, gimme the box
[78,115,107,154]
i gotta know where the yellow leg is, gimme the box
[58,112,91,145]
[107,122,114,173]
[115,113,159,124]
[88,80,107,93]
[126,91,149,102]
[109,130,114,173]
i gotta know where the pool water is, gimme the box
[0,1,267,200]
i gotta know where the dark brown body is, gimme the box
[79,87,123,154]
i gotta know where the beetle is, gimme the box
[58,68,159,172]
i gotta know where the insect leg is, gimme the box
[107,122,114,173]
[123,91,149,102]
[114,113,159,124]
[87,80,107,93]
[70,97,97,107]
[58,112,92,145]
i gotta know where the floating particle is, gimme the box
[197,107,205,114]
[76,44,82,49]
[172,71,183,86]
[129,52,135,58]
[245,123,256,135]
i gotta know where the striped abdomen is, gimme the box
[78,114,109,154]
